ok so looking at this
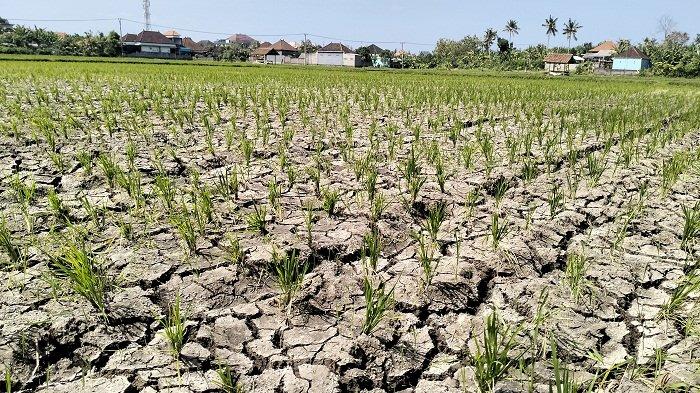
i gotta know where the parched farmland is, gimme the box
[1,61,700,392]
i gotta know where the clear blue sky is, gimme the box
[4,1,698,51]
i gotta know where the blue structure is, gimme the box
[612,46,651,73]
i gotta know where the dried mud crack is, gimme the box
[1,61,700,392]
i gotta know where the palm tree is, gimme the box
[483,28,498,52]
[542,15,558,47]
[563,18,582,49]
[503,20,520,48]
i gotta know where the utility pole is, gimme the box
[118,18,123,56]
[401,42,405,69]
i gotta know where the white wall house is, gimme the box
[315,43,359,67]
[121,31,177,58]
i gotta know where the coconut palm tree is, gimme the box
[483,28,498,52]
[563,18,582,49]
[542,15,558,47]
[503,20,520,48]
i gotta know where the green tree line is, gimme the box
[1,16,699,77]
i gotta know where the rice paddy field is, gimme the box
[1,60,700,392]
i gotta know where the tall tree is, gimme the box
[563,18,582,49]
[483,28,497,52]
[542,15,558,47]
[503,20,519,48]
[657,15,676,40]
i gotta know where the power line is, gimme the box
[5,17,435,48]
[7,18,116,22]
[119,18,305,38]
[307,33,433,47]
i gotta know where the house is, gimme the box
[314,42,361,67]
[182,37,211,56]
[253,39,300,63]
[269,40,299,57]
[612,46,651,73]
[250,46,281,64]
[121,31,189,59]
[224,34,257,46]
[583,41,616,69]
[544,53,582,75]
[366,44,390,67]
[163,30,183,45]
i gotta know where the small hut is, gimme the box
[543,53,582,75]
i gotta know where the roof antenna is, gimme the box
[143,0,151,30]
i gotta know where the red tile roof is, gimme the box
[318,42,354,53]
[122,31,174,45]
[182,37,205,51]
[227,34,256,44]
[270,39,298,52]
[544,53,575,64]
[616,46,650,60]
[121,33,138,42]
[251,47,279,56]
[589,41,616,53]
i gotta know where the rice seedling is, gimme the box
[490,213,510,250]
[401,146,426,204]
[321,188,340,217]
[414,231,439,290]
[680,202,700,251]
[549,337,579,393]
[75,151,93,174]
[658,271,700,320]
[270,249,308,312]
[97,152,119,188]
[215,365,246,393]
[47,150,66,173]
[216,166,239,199]
[224,233,244,265]
[48,240,111,321]
[306,165,321,196]
[435,157,448,193]
[362,228,382,271]
[424,200,447,241]
[364,165,379,201]
[468,311,522,393]
[9,174,36,207]
[361,275,394,334]
[303,201,315,248]
[4,364,11,393]
[660,152,688,195]
[246,203,268,234]
[565,251,589,302]
[47,188,69,222]
[154,173,176,209]
[521,159,538,182]
[125,140,138,169]
[160,294,187,359]
[549,184,565,218]
[492,177,510,207]
[0,218,23,268]
[170,204,198,254]
[192,187,213,232]
[240,137,254,169]
[585,152,605,186]
[464,188,480,219]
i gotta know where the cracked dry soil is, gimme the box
[1,61,700,392]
